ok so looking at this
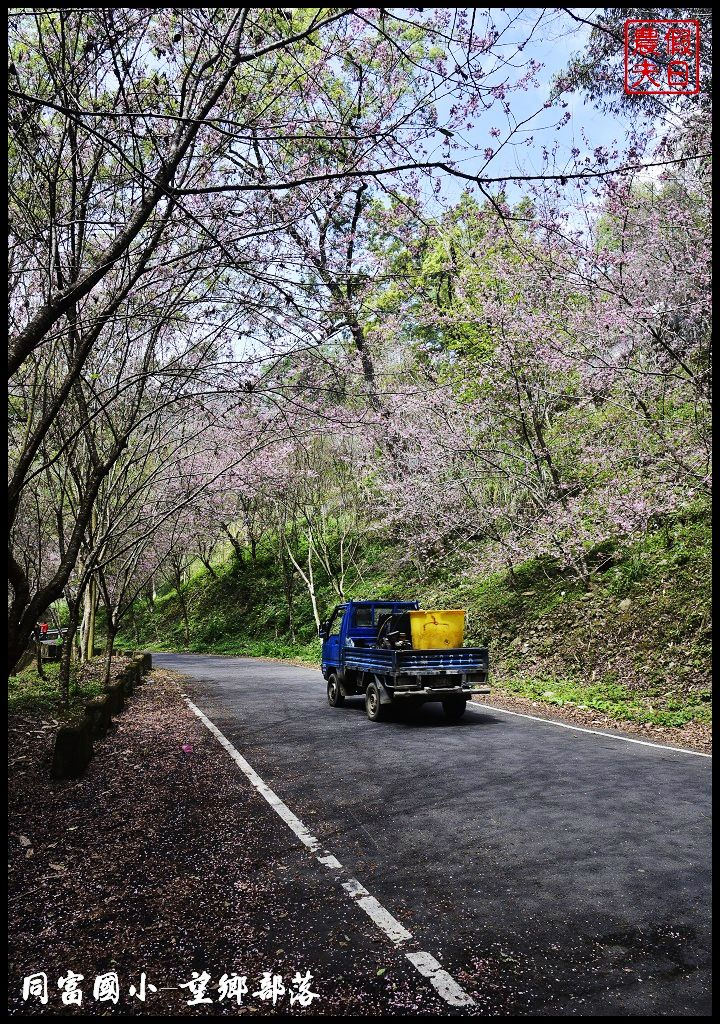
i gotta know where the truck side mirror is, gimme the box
[318,621,328,639]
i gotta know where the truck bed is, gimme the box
[343,645,489,679]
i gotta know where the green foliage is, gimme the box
[495,673,711,728]
[123,544,321,660]
[369,192,529,371]
[8,663,104,720]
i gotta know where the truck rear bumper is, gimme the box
[391,685,490,699]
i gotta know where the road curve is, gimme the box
[157,653,712,1016]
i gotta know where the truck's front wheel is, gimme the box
[327,675,345,708]
[442,696,467,722]
[365,682,386,722]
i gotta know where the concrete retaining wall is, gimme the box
[51,652,153,779]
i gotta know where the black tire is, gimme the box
[365,681,386,722]
[327,675,345,708]
[442,696,467,722]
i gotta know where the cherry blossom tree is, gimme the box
[9,6,553,667]
[369,111,710,584]
[8,8,711,671]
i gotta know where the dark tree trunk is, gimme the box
[173,572,190,648]
[130,604,141,645]
[59,598,82,708]
[199,556,218,579]
[221,523,245,563]
[35,639,46,679]
[278,541,296,642]
[104,619,119,687]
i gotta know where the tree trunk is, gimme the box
[278,540,296,642]
[80,577,97,661]
[199,555,218,579]
[221,523,245,563]
[287,587,296,643]
[130,605,140,645]
[59,598,81,708]
[35,638,46,679]
[104,618,119,687]
[174,571,191,647]
[180,595,190,647]
[284,538,320,631]
[87,577,97,659]
[79,586,90,663]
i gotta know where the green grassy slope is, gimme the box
[121,506,711,729]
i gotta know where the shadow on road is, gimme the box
[333,697,502,729]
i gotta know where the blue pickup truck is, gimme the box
[319,600,489,722]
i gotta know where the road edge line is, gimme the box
[468,702,711,758]
[183,695,475,1007]
[405,951,477,1008]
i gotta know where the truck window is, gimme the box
[375,609,393,633]
[352,606,373,628]
[326,607,342,636]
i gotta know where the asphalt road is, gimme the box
[157,653,712,1017]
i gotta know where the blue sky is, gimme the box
[422,8,639,209]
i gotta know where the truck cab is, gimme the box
[320,599,419,676]
[319,599,489,722]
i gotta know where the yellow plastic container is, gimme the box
[408,609,465,650]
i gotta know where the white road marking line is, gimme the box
[341,880,413,944]
[405,951,476,1007]
[316,853,342,869]
[469,702,712,758]
[184,696,474,1007]
[188,699,323,851]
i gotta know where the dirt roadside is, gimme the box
[472,690,711,755]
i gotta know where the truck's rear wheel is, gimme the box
[327,675,345,708]
[442,696,467,722]
[365,682,386,722]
